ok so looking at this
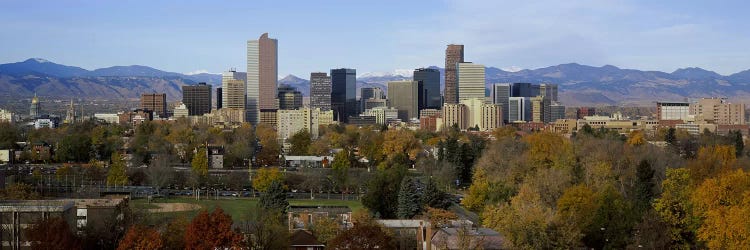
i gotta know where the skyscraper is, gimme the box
[140,93,167,118]
[413,68,441,110]
[508,97,530,122]
[531,96,551,123]
[540,84,558,102]
[182,82,212,116]
[247,33,278,124]
[491,83,511,123]
[278,85,303,110]
[550,103,566,121]
[387,80,419,121]
[457,62,486,101]
[511,82,532,97]
[330,68,356,123]
[310,72,332,111]
[444,44,464,104]
[360,87,386,113]
[222,70,247,109]
[216,88,223,109]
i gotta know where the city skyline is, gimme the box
[1,1,749,77]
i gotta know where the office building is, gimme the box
[216,88,223,109]
[419,109,441,118]
[540,84,559,102]
[0,109,14,123]
[444,44,464,104]
[363,99,387,111]
[690,98,746,125]
[310,72,332,111]
[362,107,400,125]
[140,93,167,118]
[278,85,303,110]
[360,87,386,112]
[413,68,441,110]
[182,82,212,116]
[511,83,533,97]
[550,103,566,121]
[260,109,278,127]
[277,108,334,140]
[490,83,511,123]
[460,98,485,129]
[457,62,485,101]
[173,103,189,118]
[222,70,247,109]
[349,116,377,126]
[656,101,691,121]
[247,33,278,124]
[442,103,467,130]
[387,80,419,121]
[29,93,40,118]
[576,107,596,119]
[330,68,356,123]
[531,96,551,123]
[508,97,531,122]
[481,103,503,131]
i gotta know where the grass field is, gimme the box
[131,197,362,221]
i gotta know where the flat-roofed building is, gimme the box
[657,101,690,121]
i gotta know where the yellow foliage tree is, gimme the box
[462,167,490,211]
[382,129,422,160]
[482,183,555,249]
[253,167,283,192]
[491,126,517,140]
[626,130,646,146]
[689,145,736,182]
[522,131,574,169]
[691,169,750,249]
[652,168,699,248]
[554,184,599,246]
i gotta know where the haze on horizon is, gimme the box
[1,0,749,77]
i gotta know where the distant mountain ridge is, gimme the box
[2,58,750,106]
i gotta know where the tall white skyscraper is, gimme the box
[247,33,278,124]
[457,62,485,101]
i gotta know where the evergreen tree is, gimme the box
[634,159,655,212]
[397,177,422,219]
[259,180,289,213]
[665,127,676,144]
[422,178,451,209]
[731,130,744,157]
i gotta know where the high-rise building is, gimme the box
[442,103,467,130]
[540,84,558,102]
[508,97,530,122]
[491,83,511,123]
[216,88,223,109]
[182,82,212,116]
[531,96,551,123]
[481,103,503,131]
[576,107,596,119]
[140,93,167,118]
[360,87,386,113]
[413,68,441,110]
[444,44,464,104]
[656,101,690,121]
[277,108,335,141]
[278,85,303,110]
[387,80,419,121]
[690,98,746,125]
[460,98,485,129]
[0,109,14,123]
[550,103,566,121]
[222,70,247,109]
[310,72,332,111]
[330,68,356,123]
[29,93,40,118]
[457,62,486,101]
[511,83,533,97]
[247,33,278,124]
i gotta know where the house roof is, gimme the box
[290,230,324,247]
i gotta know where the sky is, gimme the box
[1,0,749,77]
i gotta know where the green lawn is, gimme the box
[131,197,362,222]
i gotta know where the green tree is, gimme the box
[259,180,289,213]
[422,178,451,209]
[107,151,128,186]
[0,122,20,150]
[665,127,676,144]
[397,177,422,219]
[362,166,406,219]
[331,150,350,197]
[583,185,635,249]
[634,159,655,212]
[55,133,92,163]
[243,207,290,249]
[288,130,311,155]
[191,147,209,178]
[653,168,699,248]
[253,167,283,192]
[731,130,744,157]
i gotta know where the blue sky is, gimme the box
[1,0,749,76]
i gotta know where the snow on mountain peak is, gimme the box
[360,69,413,78]
[30,58,50,63]
[501,66,523,72]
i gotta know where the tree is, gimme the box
[54,133,92,163]
[626,130,646,146]
[523,131,574,170]
[191,147,209,178]
[253,167,283,192]
[184,207,242,250]
[362,166,406,219]
[117,225,163,250]
[397,177,422,219]
[161,216,188,250]
[0,182,40,199]
[25,217,81,250]
[421,178,451,209]
[492,126,517,140]
[730,130,744,157]
[259,180,289,213]
[107,151,128,186]
[310,216,341,244]
[634,160,655,212]
[582,185,635,249]
[554,184,599,247]
[331,150,350,197]
[0,122,20,149]
[382,129,422,160]
[691,169,750,249]
[146,154,174,191]
[482,184,555,249]
[462,167,490,211]
[653,168,700,248]
[688,144,736,182]
[665,127,676,145]
[328,224,396,249]
[422,207,458,228]
[242,207,290,250]
[288,130,312,155]
[256,124,281,167]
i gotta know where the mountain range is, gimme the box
[2,58,749,106]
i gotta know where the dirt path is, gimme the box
[147,203,202,213]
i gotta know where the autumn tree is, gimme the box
[145,154,174,191]
[0,122,20,149]
[242,207,290,250]
[107,151,128,186]
[653,168,699,248]
[161,216,188,250]
[191,147,209,178]
[185,207,242,250]
[582,185,636,249]
[25,217,81,250]
[691,169,750,249]
[688,144,736,182]
[554,184,599,247]
[288,130,312,155]
[327,224,396,249]
[331,150,350,197]
[256,123,281,167]
[310,216,341,245]
[482,183,555,249]
[522,131,574,169]
[626,130,646,146]
[0,182,40,199]
[117,225,163,250]
[382,129,422,161]
[252,167,283,192]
